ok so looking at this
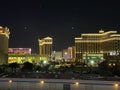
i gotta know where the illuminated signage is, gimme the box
[109,52,119,56]
[8,48,31,54]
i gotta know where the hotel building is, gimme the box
[62,46,76,62]
[8,54,40,64]
[38,37,53,61]
[75,30,120,66]
[51,51,63,61]
[0,26,10,64]
[8,48,40,64]
[68,46,76,61]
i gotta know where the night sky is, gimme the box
[0,0,120,53]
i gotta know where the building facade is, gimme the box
[51,51,62,61]
[8,54,40,64]
[38,37,53,61]
[62,46,76,62]
[68,46,76,61]
[0,26,10,64]
[75,30,120,66]
[8,48,31,54]
[8,48,42,65]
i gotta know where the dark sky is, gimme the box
[0,0,120,53]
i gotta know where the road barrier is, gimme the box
[0,78,119,90]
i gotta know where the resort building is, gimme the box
[0,26,10,64]
[38,37,53,61]
[75,30,120,66]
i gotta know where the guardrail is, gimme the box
[0,78,119,90]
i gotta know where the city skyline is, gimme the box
[0,0,120,53]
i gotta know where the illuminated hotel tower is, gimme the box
[0,26,10,64]
[75,30,120,66]
[38,37,53,60]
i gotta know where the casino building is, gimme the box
[75,30,120,66]
[38,37,53,61]
[0,26,10,64]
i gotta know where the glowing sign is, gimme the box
[8,48,31,54]
[109,52,119,56]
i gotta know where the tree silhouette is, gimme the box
[9,62,19,73]
[22,62,33,72]
[0,64,8,73]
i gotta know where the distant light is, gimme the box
[29,48,31,52]
[40,80,44,84]
[75,82,79,86]
[24,26,27,30]
[109,63,112,66]
[72,27,74,29]
[64,52,68,55]
[90,60,94,64]
[43,60,47,64]
[113,63,116,66]
[8,80,12,83]
[114,83,119,87]
[0,30,3,33]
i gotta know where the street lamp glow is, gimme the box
[40,80,44,84]
[43,60,47,64]
[90,60,94,64]
[114,83,119,90]
[64,52,67,55]
[74,82,79,86]
[8,80,12,83]
[113,63,116,66]
[109,63,112,67]
[114,83,119,87]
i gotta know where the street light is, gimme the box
[40,80,44,84]
[90,60,94,66]
[40,80,44,90]
[113,83,119,90]
[75,82,79,86]
[8,80,12,83]
[8,80,12,90]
